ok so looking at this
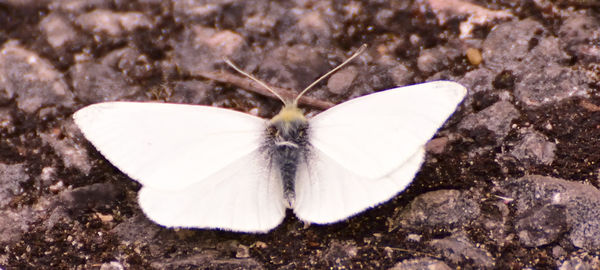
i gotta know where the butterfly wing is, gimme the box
[74,102,265,190]
[294,81,466,223]
[294,147,425,223]
[138,149,286,232]
[307,81,467,180]
[74,102,286,231]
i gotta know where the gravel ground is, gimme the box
[0,0,599,269]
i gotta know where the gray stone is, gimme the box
[458,68,495,94]
[244,5,280,35]
[522,35,571,68]
[327,66,357,94]
[0,79,12,105]
[417,45,461,74]
[39,131,92,175]
[40,12,77,48]
[173,0,232,22]
[481,19,591,107]
[428,0,512,38]
[59,183,119,211]
[99,261,124,270]
[0,107,14,133]
[149,251,264,270]
[70,59,140,103]
[397,190,480,229]
[457,68,511,116]
[458,101,520,140]
[374,9,395,29]
[386,62,413,87]
[552,245,567,259]
[321,240,358,266]
[559,255,600,270]
[429,232,494,269]
[0,41,74,113]
[111,214,160,243]
[100,47,155,81]
[3,0,49,6]
[425,137,449,154]
[509,128,556,166]
[285,9,333,45]
[75,9,153,37]
[390,257,452,270]
[169,80,211,104]
[478,200,511,248]
[172,25,247,75]
[514,63,590,107]
[559,14,600,65]
[235,244,250,258]
[503,175,600,250]
[173,0,284,37]
[49,0,112,13]
[481,19,571,71]
[0,207,35,244]
[247,44,331,91]
[0,163,29,209]
[482,19,545,71]
[515,204,567,247]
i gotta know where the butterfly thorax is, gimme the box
[264,105,309,208]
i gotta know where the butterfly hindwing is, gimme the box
[294,147,425,224]
[138,149,286,232]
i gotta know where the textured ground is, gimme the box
[0,0,599,269]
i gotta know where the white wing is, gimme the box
[138,149,286,232]
[309,81,466,179]
[294,147,425,223]
[294,81,466,223]
[73,102,265,190]
[74,102,286,232]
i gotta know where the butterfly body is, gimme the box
[263,105,310,207]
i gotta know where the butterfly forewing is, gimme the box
[308,81,467,180]
[74,102,266,190]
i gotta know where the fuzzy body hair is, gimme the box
[262,105,310,207]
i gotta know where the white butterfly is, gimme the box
[73,45,466,232]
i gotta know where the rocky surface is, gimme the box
[0,0,599,269]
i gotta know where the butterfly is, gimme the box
[73,45,466,232]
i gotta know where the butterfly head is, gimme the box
[270,104,307,133]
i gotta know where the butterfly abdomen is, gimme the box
[265,105,310,207]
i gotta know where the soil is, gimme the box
[0,0,599,269]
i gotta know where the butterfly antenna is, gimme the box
[223,57,287,104]
[293,44,367,106]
